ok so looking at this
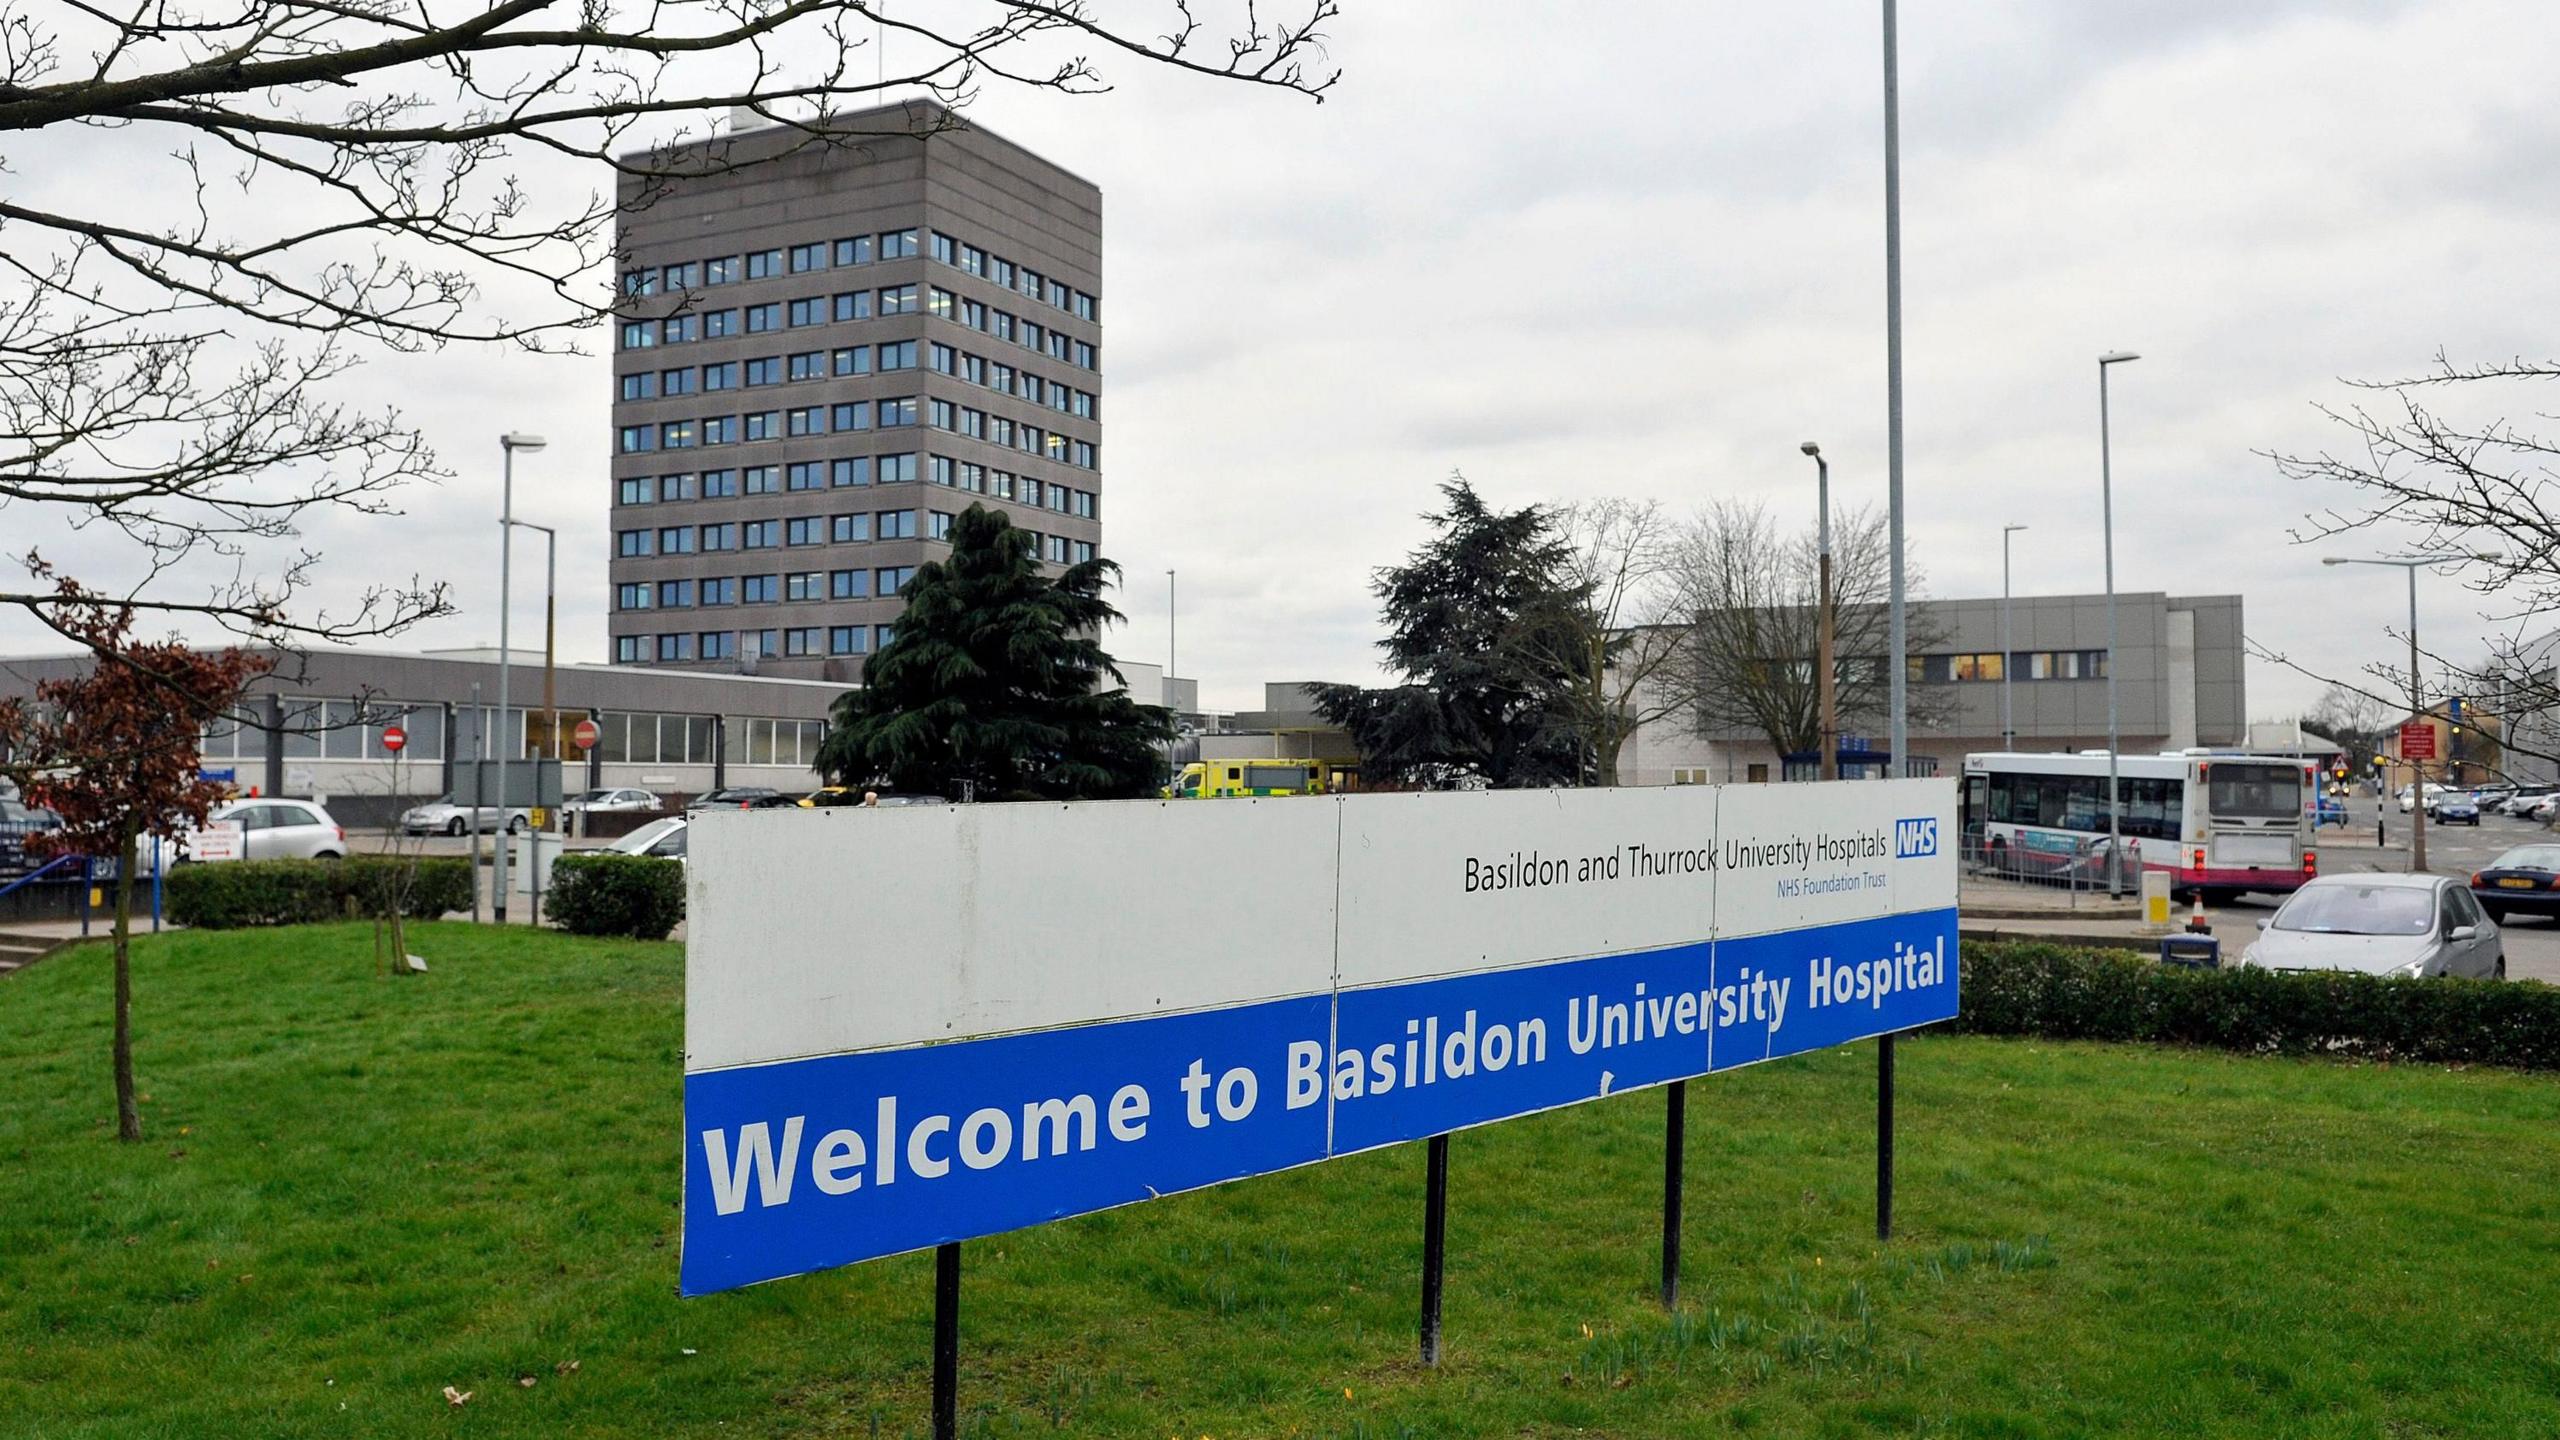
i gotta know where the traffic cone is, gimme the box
[2185,890,2211,935]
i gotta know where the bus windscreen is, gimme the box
[2207,763,2301,819]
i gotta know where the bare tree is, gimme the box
[1657,498,1948,765]
[2265,352,2560,776]
[0,1,1341,661]
[1537,497,1687,785]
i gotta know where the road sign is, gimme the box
[528,807,549,830]
[2400,722,2438,761]
[381,724,407,754]
[679,779,1961,1296]
[572,718,600,752]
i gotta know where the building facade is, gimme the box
[1618,591,2248,785]
[609,100,1104,680]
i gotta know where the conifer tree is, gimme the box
[818,506,1172,800]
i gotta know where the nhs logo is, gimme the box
[1894,818,1938,858]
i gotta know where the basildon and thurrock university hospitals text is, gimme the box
[1463,827,1898,895]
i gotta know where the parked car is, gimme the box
[561,787,662,815]
[2471,784,2517,811]
[2503,785,2559,817]
[2530,794,2560,824]
[2241,872,2503,979]
[2398,782,2455,814]
[874,793,950,808]
[799,786,859,808]
[686,786,785,811]
[399,795,532,836]
[0,788,65,875]
[161,797,349,865]
[2470,843,2560,924]
[608,816,688,863]
[2435,794,2482,826]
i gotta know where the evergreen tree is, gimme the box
[1315,478,1591,788]
[817,505,1173,800]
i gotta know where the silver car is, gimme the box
[158,797,350,866]
[608,816,687,864]
[400,795,532,836]
[562,787,662,815]
[2243,872,2504,980]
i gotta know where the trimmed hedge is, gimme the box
[167,857,475,930]
[1958,940,2560,1071]
[545,853,684,941]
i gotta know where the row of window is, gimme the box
[616,345,1095,417]
[617,627,898,664]
[615,467,1091,515]
[927,228,1097,320]
[1981,773,2182,841]
[1912,650,2111,684]
[618,286,1098,372]
[617,413,1097,470]
[624,520,1105,566]
[619,565,921,609]
[620,226,1096,325]
[621,230,921,296]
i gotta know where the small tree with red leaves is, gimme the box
[0,572,270,1142]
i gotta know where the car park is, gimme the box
[562,788,662,815]
[2470,844,2560,923]
[399,795,532,836]
[2241,872,2503,979]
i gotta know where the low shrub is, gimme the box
[167,857,474,929]
[545,853,684,940]
[1957,940,2560,1071]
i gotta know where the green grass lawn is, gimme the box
[5,923,2560,1438]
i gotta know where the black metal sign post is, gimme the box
[1419,1134,1449,1366]
[932,1241,960,1440]
[1876,1032,1897,1241]
[1661,1080,1686,1308]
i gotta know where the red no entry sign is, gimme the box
[381,724,408,753]
[572,718,600,752]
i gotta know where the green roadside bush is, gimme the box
[544,853,684,940]
[1958,940,2560,1071]
[167,856,474,929]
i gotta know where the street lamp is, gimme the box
[1802,442,1836,781]
[494,430,547,924]
[2001,524,2029,751]
[2322,554,2447,874]
[2097,351,2139,895]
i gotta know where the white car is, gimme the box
[2397,783,2455,815]
[562,788,662,815]
[608,816,687,864]
[159,797,348,866]
[400,795,532,836]
[2242,873,2504,980]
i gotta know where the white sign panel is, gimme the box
[681,780,1957,1295]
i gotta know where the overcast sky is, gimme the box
[11,0,2555,718]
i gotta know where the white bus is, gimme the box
[1960,751,2320,899]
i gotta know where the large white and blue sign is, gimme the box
[682,779,1958,1295]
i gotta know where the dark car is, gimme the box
[2436,794,2483,826]
[2472,843,2560,922]
[687,786,785,811]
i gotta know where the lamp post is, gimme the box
[2001,524,2029,750]
[2097,351,2139,896]
[1166,568,1177,707]
[1801,443,1836,781]
[494,431,547,923]
[2322,554,2444,874]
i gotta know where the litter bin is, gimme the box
[2158,934,2221,968]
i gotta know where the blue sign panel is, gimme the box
[681,907,1958,1294]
